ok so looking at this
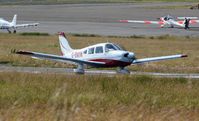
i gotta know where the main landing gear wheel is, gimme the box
[74,64,85,74]
[7,29,11,34]
[13,30,16,33]
[117,67,130,74]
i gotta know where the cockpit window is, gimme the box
[83,50,87,54]
[95,46,103,54]
[115,44,126,50]
[105,44,117,52]
[164,15,173,21]
[88,47,94,54]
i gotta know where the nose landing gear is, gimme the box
[117,67,130,74]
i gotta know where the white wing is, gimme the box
[15,23,39,28]
[175,20,199,26]
[119,20,164,25]
[189,20,199,24]
[171,20,185,27]
[15,50,105,67]
[177,17,198,20]
[132,54,187,64]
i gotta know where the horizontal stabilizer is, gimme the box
[15,23,39,28]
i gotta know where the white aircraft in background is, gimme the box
[119,15,199,28]
[0,14,39,33]
[14,32,187,74]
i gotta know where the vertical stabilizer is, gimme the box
[58,32,73,56]
[11,14,17,26]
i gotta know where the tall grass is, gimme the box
[0,72,199,120]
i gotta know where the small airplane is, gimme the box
[119,15,199,28]
[0,14,39,33]
[14,32,187,74]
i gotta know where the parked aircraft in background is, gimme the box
[119,15,199,28]
[0,14,39,33]
[14,32,187,74]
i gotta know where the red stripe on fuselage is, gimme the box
[89,59,131,67]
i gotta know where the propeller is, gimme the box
[123,52,135,60]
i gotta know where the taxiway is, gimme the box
[0,2,199,36]
[0,65,199,79]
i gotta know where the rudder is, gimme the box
[58,32,73,56]
[11,14,17,26]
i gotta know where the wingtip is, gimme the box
[58,32,66,37]
[13,50,34,55]
[181,54,188,58]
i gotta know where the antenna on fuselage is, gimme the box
[87,41,90,46]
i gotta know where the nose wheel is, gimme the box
[117,67,130,74]
[160,25,164,28]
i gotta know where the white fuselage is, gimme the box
[0,19,12,29]
[160,17,184,28]
[63,43,135,67]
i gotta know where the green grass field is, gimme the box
[0,33,198,73]
[0,72,199,121]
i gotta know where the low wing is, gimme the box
[171,20,185,27]
[15,50,105,67]
[132,54,187,64]
[119,20,164,25]
[189,20,199,24]
[15,23,39,28]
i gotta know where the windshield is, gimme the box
[105,44,117,52]
[113,44,126,51]
[105,43,126,52]
[164,15,174,21]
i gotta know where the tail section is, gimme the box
[11,14,17,26]
[58,32,73,56]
